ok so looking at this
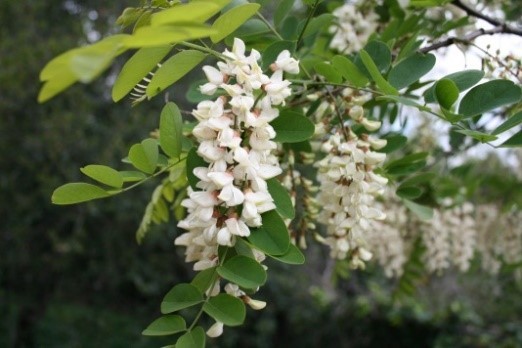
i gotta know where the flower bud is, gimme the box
[206,321,224,338]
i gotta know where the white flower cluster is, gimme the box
[175,38,299,271]
[329,2,379,54]
[315,130,388,269]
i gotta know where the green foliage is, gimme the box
[388,53,436,89]
[175,327,206,348]
[80,165,124,188]
[202,294,246,326]
[271,110,315,143]
[129,139,159,174]
[247,211,291,256]
[52,183,111,205]
[161,284,203,314]
[458,80,522,118]
[142,315,186,336]
[159,102,183,159]
[270,244,306,265]
[217,255,267,289]
[210,3,261,43]
[266,178,295,219]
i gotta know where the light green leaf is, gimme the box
[247,210,290,256]
[191,267,218,293]
[120,170,148,182]
[267,178,295,219]
[161,283,204,314]
[434,78,459,110]
[500,131,522,147]
[424,69,484,103]
[454,129,497,143]
[52,183,111,205]
[271,110,315,143]
[124,24,216,48]
[142,315,186,336]
[151,2,222,26]
[403,199,433,220]
[359,50,398,96]
[160,102,183,158]
[80,165,123,188]
[492,112,522,135]
[203,294,246,326]
[146,50,206,98]
[186,147,208,189]
[331,55,369,88]
[217,255,267,289]
[176,327,206,348]
[112,46,171,102]
[459,80,521,117]
[210,3,261,43]
[388,53,436,89]
[38,72,77,103]
[270,244,305,265]
[315,63,343,84]
[129,139,159,174]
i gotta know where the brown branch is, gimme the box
[451,0,503,27]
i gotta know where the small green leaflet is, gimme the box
[186,147,208,189]
[80,165,124,188]
[454,129,497,143]
[492,112,522,136]
[459,80,522,118]
[52,183,111,205]
[500,131,522,147]
[267,178,295,219]
[247,210,290,256]
[331,55,369,88]
[176,327,206,348]
[388,53,436,90]
[160,102,183,158]
[270,244,305,265]
[356,41,392,74]
[151,2,223,26]
[403,199,433,220]
[120,170,147,183]
[123,24,217,48]
[147,50,207,98]
[358,50,398,96]
[434,78,459,109]
[142,314,186,336]
[129,138,159,174]
[161,283,204,314]
[203,294,246,326]
[424,69,484,103]
[217,255,267,289]
[275,0,295,27]
[191,267,218,293]
[210,3,261,43]
[380,135,407,153]
[271,110,315,143]
[315,63,343,84]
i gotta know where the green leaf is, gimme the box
[186,147,208,189]
[385,152,428,176]
[302,13,334,38]
[331,55,369,88]
[358,50,398,96]
[176,327,206,348]
[217,255,267,289]
[142,315,186,336]
[380,135,407,153]
[401,172,437,186]
[124,24,216,48]
[454,129,497,143]
[434,78,459,109]
[160,102,183,158]
[270,243,305,265]
[275,0,295,27]
[161,283,204,314]
[388,53,436,89]
[247,210,290,256]
[112,46,171,102]
[493,112,522,135]
[357,41,392,73]
[424,70,484,103]
[52,183,111,205]
[267,178,295,219]
[210,3,261,43]
[396,186,423,200]
[191,267,218,293]
[403,199,433,220]
[80,165,124,188]
[459,80,521,117]
[120,170,148,182]
[147,50,207,98]
[129,139,159,174]
[500,131,522,147]
[151,2,223,26]
[203,294,246,326]
[315,63,342,84]
[261,40,296,70]
[271,110,315,143]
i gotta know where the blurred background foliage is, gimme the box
[1,1,522,347]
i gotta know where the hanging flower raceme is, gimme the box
[175,37,299,279]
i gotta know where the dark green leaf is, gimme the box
[500,131,522,147]
[396,186,423,199]
[331,55,369,87]
[217,255,267,289]
[388,53,436,89]
[80,165,123,188]
[356,41,392,73]
[302,13,334,38]
[203,294,246,326]
[380,135,407,153]
[358,50,398,95]
[315,63,342,84]
[270,243,305,265]
[401,172,436,186]
[271,110,314,143]
[191,267,218,293]
[459,80,521,117]
[275,0,295,27]
[160,102,183,158]
[142,315,186,336]
[186,147,208,189]
[454,129,497,143]
[161,283,204,314]
[267,178,295,219]
[492,112,522,135]
[424,69,484,103]
[247,210,290,256]
[176,327,205,348]
[52,183,111,205]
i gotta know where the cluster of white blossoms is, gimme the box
[175,38,299,270]
[329,2,379,53]
[315,126,389,268]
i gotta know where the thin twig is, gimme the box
[296,0,320,49]
[256,12,283,40]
